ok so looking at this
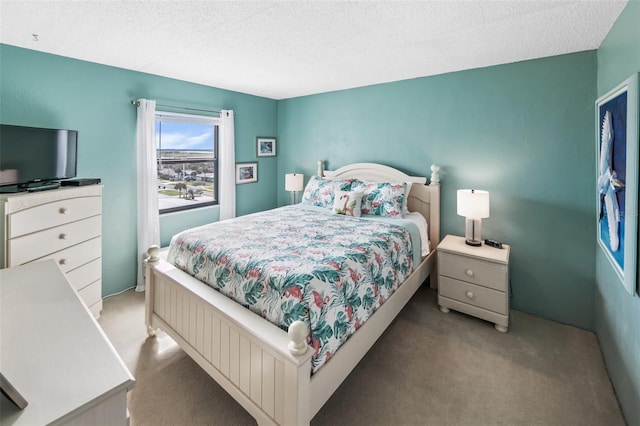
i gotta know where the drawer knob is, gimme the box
[465,291,475,299]
[58,233,67,240]
[465,269,474,277]
[59,207,68,214]
[59,259,67,265]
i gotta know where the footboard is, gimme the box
[144,246,313,426]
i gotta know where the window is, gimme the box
[155,111,218,213]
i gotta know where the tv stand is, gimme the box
[0,185,104,317]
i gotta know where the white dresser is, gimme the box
[437,235,511,332]
[0,185,103,317]
[0,260,135,425]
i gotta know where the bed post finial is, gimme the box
[288,320,309,356]
[430,164,440,186]
[147,245,161,263]
[317,160,324,177]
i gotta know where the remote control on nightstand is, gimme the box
[485,239,503,249]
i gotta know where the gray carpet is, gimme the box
[98,286,625,425]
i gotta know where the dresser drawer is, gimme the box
[7,215,101,266]
[7,196,101,238]
[66,258,102,292]
[77,279,102,309]
[439,251,507,291]
[87,297,103,319]
[439,276,508,315]
[29,237,102,273]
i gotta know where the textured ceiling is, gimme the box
[0,1,628,100]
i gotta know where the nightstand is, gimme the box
[437,235,510,332]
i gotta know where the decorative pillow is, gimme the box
[332,191,363,217]
[350,180,406,217]
[301,176,354,209]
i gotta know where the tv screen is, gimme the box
[0,124,78,188]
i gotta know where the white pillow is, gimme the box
[332,191,363,217]
[404,182,413,214]
[404,211,430,256]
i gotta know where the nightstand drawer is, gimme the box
[439,276,508,315]
[439,252,507,291]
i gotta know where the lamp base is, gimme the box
[464,217,483,247]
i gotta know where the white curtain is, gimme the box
[218,110,236,220]
[135,99,159,292]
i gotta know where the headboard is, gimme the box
[320,162,441,251]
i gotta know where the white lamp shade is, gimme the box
[285,173,304,192]
[457,189,490,219]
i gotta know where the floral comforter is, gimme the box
[167,205,416,373]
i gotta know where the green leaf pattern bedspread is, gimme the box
[167,205,414,373]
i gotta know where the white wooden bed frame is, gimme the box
[145,162,441,425]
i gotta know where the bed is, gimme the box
[144,162,441,425]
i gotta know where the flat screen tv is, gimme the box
[0,124,78,191]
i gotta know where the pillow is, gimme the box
[301,176,354,209]
[332,191,363,217]
[351,180,406,217]
[404,211,430,256]
[404,182,413,214]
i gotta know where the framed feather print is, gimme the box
[595,73,639,296]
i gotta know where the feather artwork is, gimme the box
[597,110,624,252]
[599,111,613,176]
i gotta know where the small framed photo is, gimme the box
[236,162,258,184]
[256,137,276,157]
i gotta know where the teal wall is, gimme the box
[595,2,640,425]
[0,45,278,296]
[278,51,597,330]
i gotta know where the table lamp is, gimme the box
[285,173,304,204]
[457,189,490,246]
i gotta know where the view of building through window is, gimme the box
[155,114,218,213]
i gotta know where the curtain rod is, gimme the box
[130,100,221,115]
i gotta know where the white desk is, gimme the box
[0,260,134,425]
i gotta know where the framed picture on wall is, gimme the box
[236,162,258,184]
[256,137,276,157]
[595,73,639,296]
